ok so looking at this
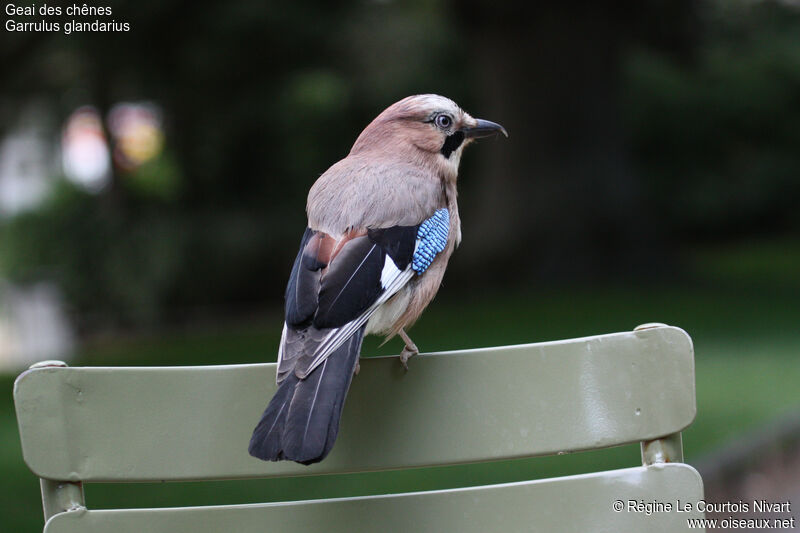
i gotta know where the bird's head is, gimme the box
[349,94,507,180]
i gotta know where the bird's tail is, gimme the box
[248,326,365,465]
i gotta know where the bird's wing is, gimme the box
[276,209,450,383]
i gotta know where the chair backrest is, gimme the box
[15,324,706,532]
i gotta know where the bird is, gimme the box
[248,94,507,465]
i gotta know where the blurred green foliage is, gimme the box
[0,0,798,328]
[625,1,800,238]
[125,150,182,200]
[0,181,186,326]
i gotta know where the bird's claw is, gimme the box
[399,345,418,371]
[397,328,419,371]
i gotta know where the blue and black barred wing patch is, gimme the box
[279,210,450,381]
[412,208,449,275]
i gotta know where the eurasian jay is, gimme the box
[249,94,507,464]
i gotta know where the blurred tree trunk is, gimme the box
[454,3,687,280]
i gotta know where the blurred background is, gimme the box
[2,0,799,530]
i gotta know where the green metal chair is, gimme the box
[14,323,705,532]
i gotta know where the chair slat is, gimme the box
[15,326,695,482]
[43,464,704,533]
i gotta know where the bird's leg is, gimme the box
[354,359,360,376]
[398,328,419,371]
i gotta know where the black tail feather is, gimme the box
[248,326,365,464]
[248,371,296,461]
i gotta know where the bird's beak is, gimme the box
[461,118,508,139]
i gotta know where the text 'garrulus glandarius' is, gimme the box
[248,94,507,465]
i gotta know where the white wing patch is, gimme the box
[380,255,403,289]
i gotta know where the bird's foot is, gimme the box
[399,345,418,371]
[398,328,419,371]
[354,359,361,376]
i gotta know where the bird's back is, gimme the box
[307,154,445,236]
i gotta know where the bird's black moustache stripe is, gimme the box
[440,131,465,159]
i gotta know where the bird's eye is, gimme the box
[435,114,452,129]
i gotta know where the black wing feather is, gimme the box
[286,225,420,331]
[285,228,321,327]
[313,238,385,329]
[367,226,417,270]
